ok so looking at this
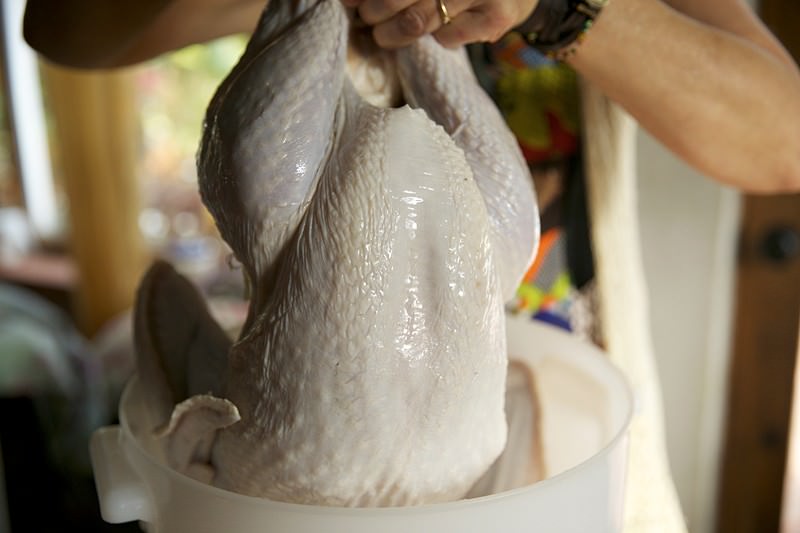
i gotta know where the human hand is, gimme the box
[342,0,539,49]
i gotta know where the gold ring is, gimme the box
[437,0,452,25]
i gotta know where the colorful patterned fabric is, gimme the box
[470,38,588,333]
[507,227,576,331]
[471,34,582,169]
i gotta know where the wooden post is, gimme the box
[40,63,147,336]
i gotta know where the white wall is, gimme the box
[636,129,741,532]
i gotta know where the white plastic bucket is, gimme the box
[90,318,633,532]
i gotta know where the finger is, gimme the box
[433,7,511,48]
[340,0,361,8]
[431,9,486,48]
[358,0,417,25]
[371,0,440,48]
[372,0,468,49]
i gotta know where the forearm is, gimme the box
[568,0,800,192]
[23,0,263,68]
[24,0,171,68]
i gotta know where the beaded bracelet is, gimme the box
[515,0,608,61]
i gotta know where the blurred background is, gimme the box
[0,0,797,532]
[0,1,248,531]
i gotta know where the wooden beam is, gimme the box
[716,194,800,532]
[760,0,800,63]
[39,63,147,336]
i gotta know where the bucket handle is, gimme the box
[90,426,153,524]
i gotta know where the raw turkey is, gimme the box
[134,0,539,507]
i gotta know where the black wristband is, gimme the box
[516,0,608,58]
